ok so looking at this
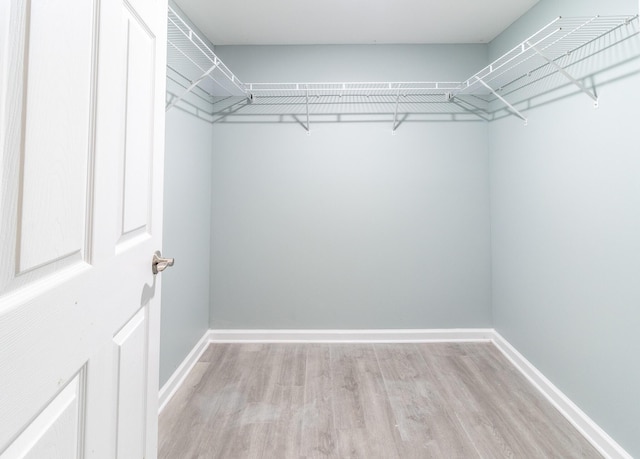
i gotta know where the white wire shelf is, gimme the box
[166,6,638,128]
[455,15,636,98]
[166,6,250,110]
[450,14,637,122]
[245,82,461,98]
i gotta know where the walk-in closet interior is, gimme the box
[160,0,640,456]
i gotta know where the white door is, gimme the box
[0,0,167,457]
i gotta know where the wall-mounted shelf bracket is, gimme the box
[392,89,401,135]
[166,61,220,111]
[305,88,311,135]
[475,77,528,125]
[527,42,599,108]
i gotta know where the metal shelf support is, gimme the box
[527,42,599,107]
[167,6,250,109]
[166,61,220,111]
[392,89,401,134]
[475,77,528,125]
[305,88,311,135]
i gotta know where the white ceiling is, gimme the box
[174,0,539,45]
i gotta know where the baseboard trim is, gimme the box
[491,331,631,459]
[157,327,631,458]
[208,328,495,343]
[158,330,211,413]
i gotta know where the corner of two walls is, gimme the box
[488,0,640,455]
[160,105,214,387]
[160,1,216,387]
[208,43,492,330]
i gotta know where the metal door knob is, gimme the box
[152,251,174,275]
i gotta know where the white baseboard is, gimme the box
[158,328,631,459]
[491,331,631,459]
[208,328,495,343]
[158,330,212,413]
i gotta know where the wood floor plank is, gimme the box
[163,344,265,458]
[331,344,400,459]
[159,342,602,459]
[158,343,248,458]
[329,344,365,430]
[157,361,210,455]
[375,344,480,458]
[478,345,602,458]
[416,343,538,458]
[300,345,339,458]
[460,345,558,457]
[241,344,306,459]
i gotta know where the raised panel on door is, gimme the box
[114,306,149,459]
[0,370,86,459]
[0,1,12,151]
[117,7,156,250]
[0,0,98,295]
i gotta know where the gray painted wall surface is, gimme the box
[490,0,640,454]
[214,44,488,83]
[160,107,213,386]
[209,45,492,330]
[210,123,491,329]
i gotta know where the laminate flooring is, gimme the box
[158,343,601,458]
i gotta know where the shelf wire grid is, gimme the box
[166,6,637,121]
[167,6,248,99]
[454,15,638,100]
[244,81,461,98]
[230,82,486,119]
[211,93,488,117]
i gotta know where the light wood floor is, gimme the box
[158,343,601,458]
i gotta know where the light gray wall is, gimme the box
[163,2,640,452]
[160,107,213,387]
[489,0,640,455]
[210,45,492,329]
[214,44,487,82]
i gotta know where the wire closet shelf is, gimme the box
[166,8,638,128]
[166,6,250,111]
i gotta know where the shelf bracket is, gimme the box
[166,61,221,112]
[305,88,311,135]
[527,42,599,107]
[475,77,528,125]
[392,89,401,135]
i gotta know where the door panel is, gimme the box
[0,0,167,456]
[114,306,149,459]
[119,9,156,243]
[0,0,96,294]
[18,0,96,273]
[1,370,86,459]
